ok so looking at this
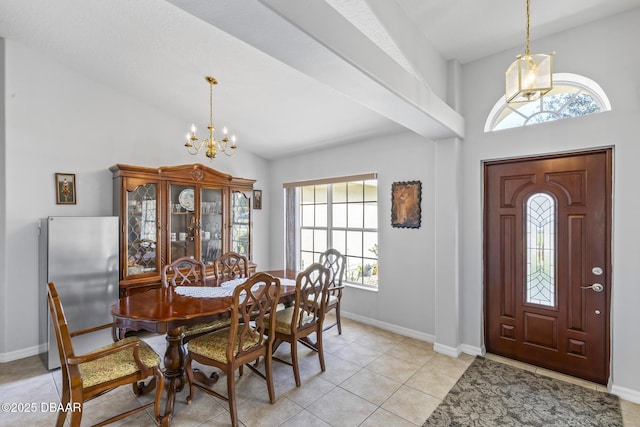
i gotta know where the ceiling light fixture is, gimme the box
[184,76,237,161]
[505,0,553,103]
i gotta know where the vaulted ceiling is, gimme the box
[2,0,639,159]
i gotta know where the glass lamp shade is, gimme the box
[505,53,553,103]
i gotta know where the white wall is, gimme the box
[0,40,270,359]
[459,10,640,400]
[268,132,437,338]
[0,38,7,357]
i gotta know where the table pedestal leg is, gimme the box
[160,327,185,427]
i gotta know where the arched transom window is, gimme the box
[485,73,611,132]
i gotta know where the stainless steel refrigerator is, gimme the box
[39,216,119,370]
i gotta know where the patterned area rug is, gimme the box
[424,357,622,426]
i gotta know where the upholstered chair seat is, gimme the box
[265,306,313,334]
[183,318,232,338]
[187,328,261,363]
[78,336,161,388]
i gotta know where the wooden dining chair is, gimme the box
[162,256,230,342]
[266,263,331,387]
[319,248,346,334]
[162,256,208,287]
[214,251,250,282]
[184,272,282,427]
[47,282,165,427]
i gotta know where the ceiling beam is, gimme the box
[171,0,464,140]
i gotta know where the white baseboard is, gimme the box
[611,384,640,404]
[0,343,45,363]
[341,311,434,343]
[460,343,485,356]
[433,342,460,357]
[343,311,485,360]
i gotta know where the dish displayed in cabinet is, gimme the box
[178,188,195,211]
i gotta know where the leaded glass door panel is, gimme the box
[125,180,159,276]
[484,149,612,385]
[231,190,251,257]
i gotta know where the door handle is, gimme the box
[581,283,604,293]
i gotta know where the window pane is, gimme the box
[315,204,327,227]
[300,251,314,270]
[313,229,327,253]
[364,180,377,201]
[346,231,362,257]
[301,205,315,227]
[363,232,378,258]
[301,186,314,204]
[333,203,347,228]
[315,184,328,203]
[346,256,363,283]
[364,202,377,228]
[333,183,347,203]
[526,193,555,307]
[332,230,346,254]
[348,203,364,228]
[348,182,364,202]
[301,229,314,252]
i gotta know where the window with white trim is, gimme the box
[485,73,611,132]
[285,175,378,289]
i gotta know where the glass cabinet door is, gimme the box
[126,182,159,276]
[231,190,251,257]
[200,187,223,266]
[169,184,196,263]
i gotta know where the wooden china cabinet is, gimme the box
[110,163,255,296]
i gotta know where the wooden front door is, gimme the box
[484,149,612,384]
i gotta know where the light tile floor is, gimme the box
[1,314,639,426]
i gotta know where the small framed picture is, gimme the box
[55,173,76,205]
[253,189,262,210]
[391,181,421,228]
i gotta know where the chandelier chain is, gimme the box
[525,0,530,56]
[209,77,214,129]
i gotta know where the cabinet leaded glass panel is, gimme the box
[231,190,251,257]
[526,193,556,306]
[126,183,157,275]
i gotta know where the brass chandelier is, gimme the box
[505,0,554,103]
[184,76,237,161]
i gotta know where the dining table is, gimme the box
[110,270,298,427]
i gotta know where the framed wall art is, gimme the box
[55,173,76,205]
[391,181,421,228]
[253,189,262,210]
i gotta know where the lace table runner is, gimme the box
[175,277,297,298]
[174,286,235,298]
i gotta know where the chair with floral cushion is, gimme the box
[162,256,231,342]
[47,281,165,427]
[319,248,346,334]
[213,251,250,283]
[184,272,282,427]
[265,263,330,387]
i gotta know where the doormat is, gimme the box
[423,356,622,427]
